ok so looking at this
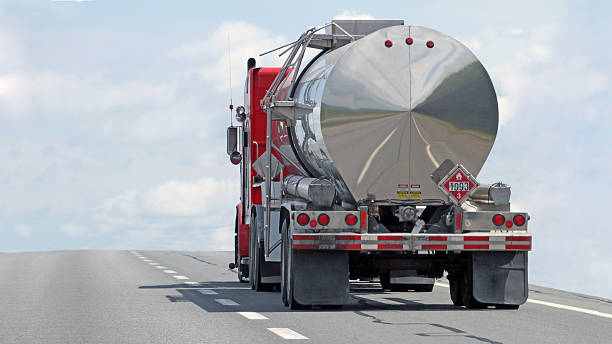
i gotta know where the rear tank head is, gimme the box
[290,24,498,203]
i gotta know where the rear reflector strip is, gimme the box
[292,233,531,252]
[422,244,447,250]
[378,244,403,250]
[464,244,489,250]
[506,244,531,250]
[428,236,447,241]
[506,236,531,241]
[360,211,367,228]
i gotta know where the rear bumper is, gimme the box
[292,232,531,252]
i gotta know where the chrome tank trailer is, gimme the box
[284,25,498,204]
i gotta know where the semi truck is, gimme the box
[227,20,532,309]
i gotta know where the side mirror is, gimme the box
[235,106,246,122]
[227,126,238,155]
[230,151,242,165]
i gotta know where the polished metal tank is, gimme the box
[287,25,498,204]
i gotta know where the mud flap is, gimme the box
[292,250,349,306]
[471,252,528,305]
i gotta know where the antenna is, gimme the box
[227,32,234,126]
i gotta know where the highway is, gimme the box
[0,250,610,343]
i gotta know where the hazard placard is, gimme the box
[438,164,479,205]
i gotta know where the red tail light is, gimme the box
[297,213,309,226]
[492,214,505,226]
[426,40,434,48]
[505,220,513,228]
[513,215,526,226]
[345,214,358,226]
[310,220,317,228]
[384,40,393,47]
[318,214,330,226]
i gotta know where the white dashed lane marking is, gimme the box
[173,275,189,280]
[215,299,239,306]
[155,266,167,269]
[184,281,200,285]
[268,328,308,340]
[434,282,612,319]
[198,289,218,295]
[238,312,268,320]
[149,263,159,265]
[163,270,177,274]
[143,260,152,262]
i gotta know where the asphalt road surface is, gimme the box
[1,250,610,344]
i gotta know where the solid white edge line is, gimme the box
[238,312,268,320]
[526,299,612,319]
[267,328,308,340]
[434,281,612,319]
[215,298,239,306]
[163,270,177,274]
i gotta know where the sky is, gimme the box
[0,0,611,299]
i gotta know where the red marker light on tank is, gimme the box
[426,40,434,48]
[345,214,358,226]
[384,40,393,47]
[492,214,505,226]
[297,213,309,226]
[405,37,413,45]
[513,215,526,226]
[318,214,330,226]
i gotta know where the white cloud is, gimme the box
[169,21,287,95]
[60,223,87,237]
[104,176,239,218]
[13,224,32,237]
[333,10,376,20]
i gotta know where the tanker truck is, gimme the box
[226,20,532,309]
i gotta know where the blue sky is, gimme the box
[1,1,611,298]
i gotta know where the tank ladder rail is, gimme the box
[258,22,354,257]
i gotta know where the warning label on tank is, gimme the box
[397,184,422,199]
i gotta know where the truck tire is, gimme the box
[461,269,487,309]
[380,272,391,291]
[249,221,256,290]
[280,217,290,306]
[237,261,248,283]
[448,274,464,306]
[282,219,309,310]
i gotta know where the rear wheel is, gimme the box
[282,220,309,310]
[249,217,257,290]
[281,217,289,306]
[448,273,464,306]
[380,271,391,291]
[461,269,487,309]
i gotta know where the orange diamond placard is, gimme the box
[438,164,479,205]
